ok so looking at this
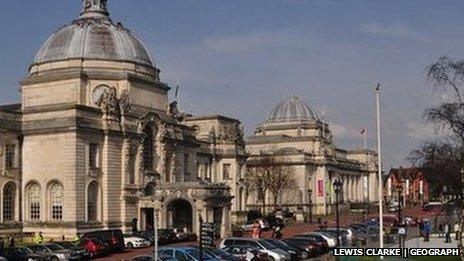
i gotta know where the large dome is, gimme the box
[33,0,154,67]
[265,96,318,123]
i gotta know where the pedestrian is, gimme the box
[423,222,431,242]
[252,220,261,239]
[34,232,44,244]
[454,222,461,241]
[444,223,451,243]
[439,221,444,238]
[8,235,14,249]
[258,219,265,238]
[398,225,406,248]
[418,220,424,238]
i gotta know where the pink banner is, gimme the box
[318,180,324,197]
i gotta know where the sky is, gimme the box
[1,0,464,168]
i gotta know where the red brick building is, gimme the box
[384,167,429,206]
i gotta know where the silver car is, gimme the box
[219,237,290,261]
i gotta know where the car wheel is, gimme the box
[268,257,275,261]
[127,242,134,249]
[51,257,60,261]
[301,251,309,259]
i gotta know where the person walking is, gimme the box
[8,235,15,249]
[398,224,406,248]
[454,222,461,241]
[423,222,431,242]
[34,232,44,244]
[445,223,452,243]
[252,221,261,239]
[439,222,444,238]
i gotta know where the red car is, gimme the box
[82,238,110,257]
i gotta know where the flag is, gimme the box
[174,85,179,99]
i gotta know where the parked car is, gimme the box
[81,237,110,257]
[158,229,178,244]
[240,219,270,232]
[298,232,337,248]
[316,229,349,247]
[131,255,177,261]
[81,229,124,252]
[292,233,329,253]
[219,237,290,261]
[54,241,92,260]
[26,244,80,261]
[2,247,49,261]
[221,245,268,261]
[123,235,150,249]
[203,247,241,261]
[264,239,305,260]
[158,247,217,261]
[282,237,319,258]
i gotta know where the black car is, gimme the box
[293,234,329,254]
[81,229,124,252]
[3,247,49,261]
[54,241,92,260]
[283,238,319,258]
[264,239,303,260]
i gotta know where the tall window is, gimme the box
[89,143,99,169]
[49,182,64,220]
[5,144,15,169]
[143,127,153,171]
[87,182,98,221]
[3,182,15,221]
[222,163,231,180]
[27,183,41,220]
[184,153,190,177]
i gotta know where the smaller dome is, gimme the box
[265,96,318,123]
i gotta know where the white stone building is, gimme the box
[245,97,378,217]
[0,1,378,240]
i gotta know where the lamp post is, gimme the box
[333,179,343,247]
[307,189,313,224]
[396,184,402,226]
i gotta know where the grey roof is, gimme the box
[33,1,154,67]
[265,96,318,123]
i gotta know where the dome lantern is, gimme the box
[81,0,109,19]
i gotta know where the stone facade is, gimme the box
[0,2,379,240]
[245,97,378,217]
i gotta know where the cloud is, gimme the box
[359,22,418,38]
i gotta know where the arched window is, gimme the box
[3,182,15,221]
[87,182,98,221]
[49,182,64,220]
[143,126,153,171]
[27,183,41,220]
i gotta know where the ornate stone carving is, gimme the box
[96,86,120,121]
[119,90,131,116]
[83,0,108,13]
[167,101,186,121]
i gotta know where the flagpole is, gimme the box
[375,83,384,254]
[364,126,367,149]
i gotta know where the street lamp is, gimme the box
[333,179,343,247]
[396,184,403,226]
[307,189,313,224]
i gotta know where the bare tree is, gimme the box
[245,156,273,215]
[246,155,297,213]
[267,164,296,211]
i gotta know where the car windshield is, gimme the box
[258,240,276,249]
[29,245,48,252]
[45,244,65,251]
[17,247,33,254]
[185,248,212,259]
[265,239,288,249]
[57,242,74,248]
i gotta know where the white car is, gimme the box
[303,232,337,248]
[124,235,151,249]
[219,237,290,261]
